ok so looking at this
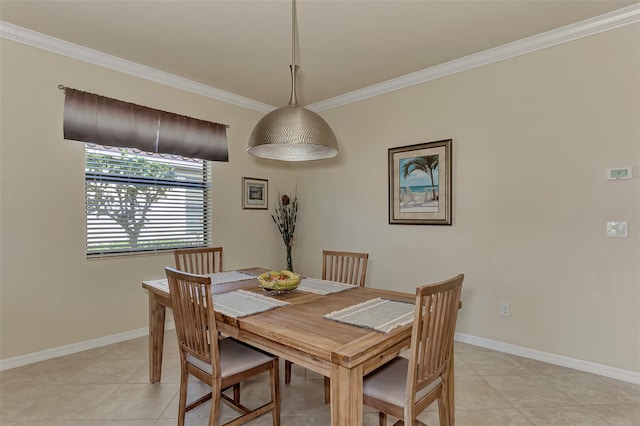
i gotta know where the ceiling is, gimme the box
[1,1,635,108]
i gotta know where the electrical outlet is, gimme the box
[499,302,510,317]
[607,222,628,238]
[607,167,632,180]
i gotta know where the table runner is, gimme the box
[297,278,356,295]
[213,289,290,318]
[323,298,415,333]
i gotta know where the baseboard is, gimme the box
[455,332,640,385]
[0,321,176,371]
[2,326,637,385]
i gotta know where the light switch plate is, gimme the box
[607,167,632,180]
[607,222,628,238]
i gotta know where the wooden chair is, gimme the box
[174,246,223,274]
[165,267,280,426]
[321,249,369,287]
[174,247,236,394]
[284,250,369,403]
[363,274,464,426]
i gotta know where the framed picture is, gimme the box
[242,177,268,210]
[388,139,452,225]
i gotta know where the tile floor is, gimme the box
[1,331,638,425]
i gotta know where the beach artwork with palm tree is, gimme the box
[399,154,439,213]
[389,139,452,225]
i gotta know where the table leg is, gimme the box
[330,363,363,426]
[149,292,166,383]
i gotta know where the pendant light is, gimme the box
[247,0,338,161]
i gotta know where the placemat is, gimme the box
[144,278,170,292]
[297,278,356,295]
[213,289,290,318]
[144,270,255,289]
[323,298,414,333]
[207,270,256,285]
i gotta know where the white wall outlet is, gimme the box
[499,302,510,317]
[607,167,632,180]
[607,222,628,238]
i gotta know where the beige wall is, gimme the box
[290,24,640,373]
[0,39,290,359]
[1,24,638,375]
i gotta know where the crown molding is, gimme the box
[0,21,275,114]
[1,4,638,114]
[308,3,640,112]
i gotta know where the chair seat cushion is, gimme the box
[187,338,275,377]
[363,357,442,408]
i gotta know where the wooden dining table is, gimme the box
[142,267,456,425]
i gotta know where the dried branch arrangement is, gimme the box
[272,191,298,271]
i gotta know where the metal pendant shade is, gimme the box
[247,1,338,162]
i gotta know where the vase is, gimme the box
[286,245,293,272]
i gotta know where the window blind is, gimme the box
[85,145,209,257]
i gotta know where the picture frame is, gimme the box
[242,177,268,210]
[388,139,452,225]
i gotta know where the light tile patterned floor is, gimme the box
[1,331,638,425]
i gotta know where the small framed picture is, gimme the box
[388,139,452,225]
[242,177,268,210]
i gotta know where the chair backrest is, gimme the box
[407,274,464,401]
[174,247,223,274]
[165,267,221,376]
[322,250,369,287]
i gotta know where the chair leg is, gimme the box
[233,383,240,403]
[178,367,189,426]
[438,391,450,426]
[209,391,221,426]
[284,360,292,384]
[324,376,331,403]
[378,411,387,426]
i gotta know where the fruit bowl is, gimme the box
[258,270,301,294]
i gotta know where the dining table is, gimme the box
[142,267,457,425]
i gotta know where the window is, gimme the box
[85,145,209,257]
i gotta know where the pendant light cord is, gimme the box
[291,0,296,67]
[288,0,299,106]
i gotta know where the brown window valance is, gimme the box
[63,88,229,162]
